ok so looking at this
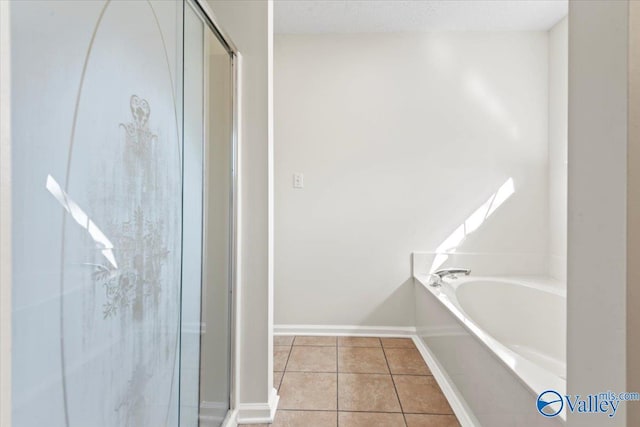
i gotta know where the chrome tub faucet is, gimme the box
[428,268,471,287]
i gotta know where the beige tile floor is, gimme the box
[240,336,461,427]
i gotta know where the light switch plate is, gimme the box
[293,173,304,189]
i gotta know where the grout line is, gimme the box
[382,347,418,350]
[338,371,392,375]
[403,411,458,416]
[274,408,453,415]
[292,344,340,347]
[291,345,338,347]
[279,340,294,390]
[391,373,434,377]
[336,346,383,348]
[382,345,408,427]
[282,370,401,375]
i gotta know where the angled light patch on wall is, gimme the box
[430,177,515,273]
[46,174,118,269]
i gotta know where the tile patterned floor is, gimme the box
[240,336,461,427]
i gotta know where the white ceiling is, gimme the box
[274,0,568,34]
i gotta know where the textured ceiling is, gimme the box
[274,0,568,34]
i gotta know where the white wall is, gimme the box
[568,1,628,425]
[275,32,550,327]
[206,0,275,422]
[0,1,11,424]
[549,17,568,282]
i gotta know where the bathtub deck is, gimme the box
[239,336,460,427]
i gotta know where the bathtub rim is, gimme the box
[414,274,567,420]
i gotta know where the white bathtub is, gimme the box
[414,274,566,426]
[456,278,565,378]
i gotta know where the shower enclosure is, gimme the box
[9,0,237,425]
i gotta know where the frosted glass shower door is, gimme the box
[11,1,186,426]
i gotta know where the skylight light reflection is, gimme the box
[429,177,515,273]
[487,178,515,217]
[46,174,118,269]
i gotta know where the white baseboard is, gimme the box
[412,336,481,427]
[220,409,238,427]
[199,401,232,427]
[274,324,417,337]
[236,387,279,424]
